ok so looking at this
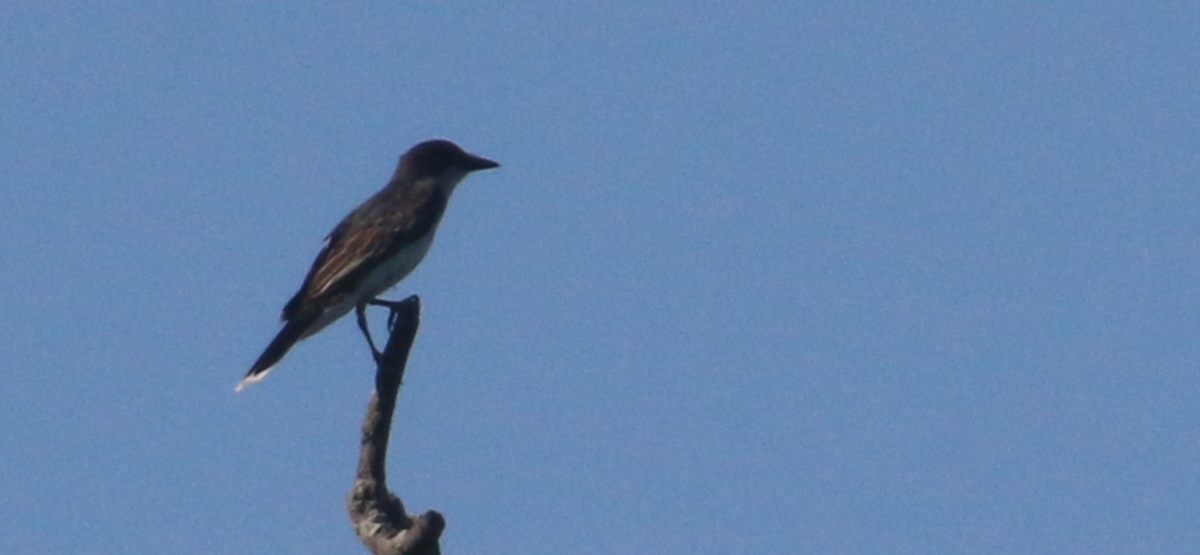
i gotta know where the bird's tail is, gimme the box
[236,319,311,391]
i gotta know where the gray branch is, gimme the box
[346,295,445,555]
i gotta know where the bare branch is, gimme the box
[346,295,444,555]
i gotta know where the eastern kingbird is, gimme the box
[237,139,499,390]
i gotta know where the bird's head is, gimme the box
[397,139,499,186]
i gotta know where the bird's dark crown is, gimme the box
[398,139,499,177]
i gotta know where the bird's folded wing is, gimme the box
[281,184,445,321]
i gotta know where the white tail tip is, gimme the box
[234,368,272,392]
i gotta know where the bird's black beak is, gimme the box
[463,153,500,171]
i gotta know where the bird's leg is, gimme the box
[367,297,409,332]
[355,303,383,363]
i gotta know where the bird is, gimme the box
[237,139,499,391]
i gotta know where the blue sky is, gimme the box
[2,2,1199,554]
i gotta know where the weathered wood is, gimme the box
[346,296,444,555]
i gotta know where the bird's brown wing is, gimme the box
[281,180,447,322]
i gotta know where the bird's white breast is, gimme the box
[299,232,437,339]
[357,231,436,301]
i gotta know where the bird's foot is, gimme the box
[367,297,415,332]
